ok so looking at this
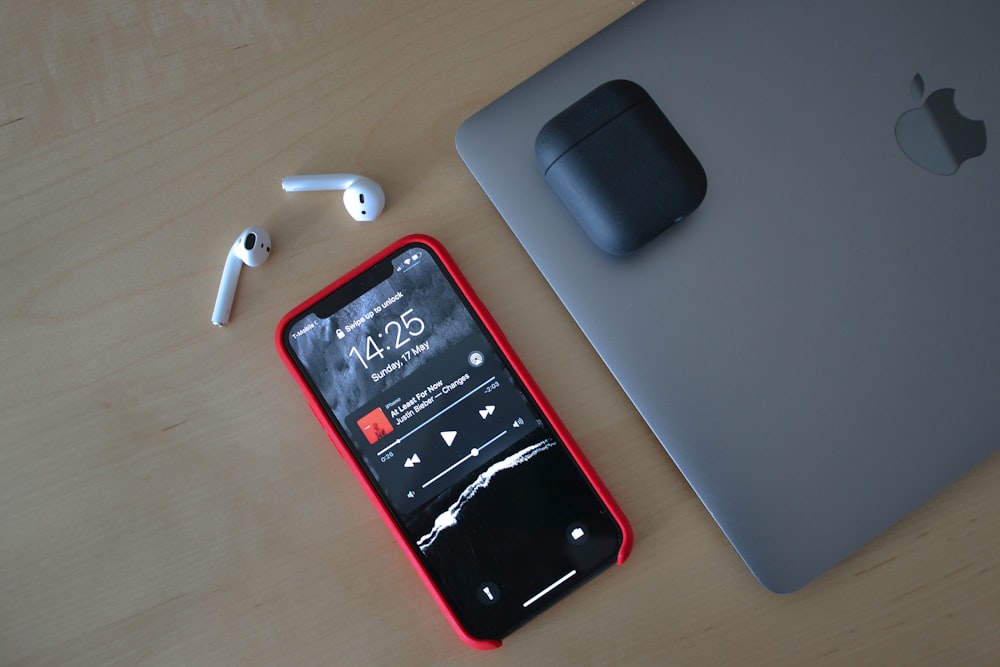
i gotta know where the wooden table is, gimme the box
[2,2,997,664]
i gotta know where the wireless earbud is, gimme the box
[281,174,385,222]
[211,225,271,327]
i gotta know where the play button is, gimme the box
[441,431,457,447]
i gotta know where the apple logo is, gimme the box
[894,73,987,175]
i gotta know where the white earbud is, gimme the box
[211,226,271,327]
[281,174,385,222]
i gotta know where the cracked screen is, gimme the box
[283,241,623,640]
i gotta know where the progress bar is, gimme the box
[522,570,577,608]
[421,430,508,489]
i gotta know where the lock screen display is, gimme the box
[282,241,623,640]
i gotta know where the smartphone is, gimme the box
[275,235,631,649]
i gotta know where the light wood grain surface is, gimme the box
[2,1,998,664]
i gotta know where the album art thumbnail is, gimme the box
[358,407,394,444]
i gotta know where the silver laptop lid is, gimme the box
[457,0,1000,592]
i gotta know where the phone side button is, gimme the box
[309,403,347,460]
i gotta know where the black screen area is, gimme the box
[284,242,622,640]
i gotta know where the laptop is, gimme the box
[456,0,1000,592]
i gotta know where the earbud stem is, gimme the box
[211,251,244,327]
[281,174,356,192]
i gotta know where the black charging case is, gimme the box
[535,80,707,255]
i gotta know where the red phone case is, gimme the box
[275,234,632,649]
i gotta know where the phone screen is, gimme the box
[281,239,624,641]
